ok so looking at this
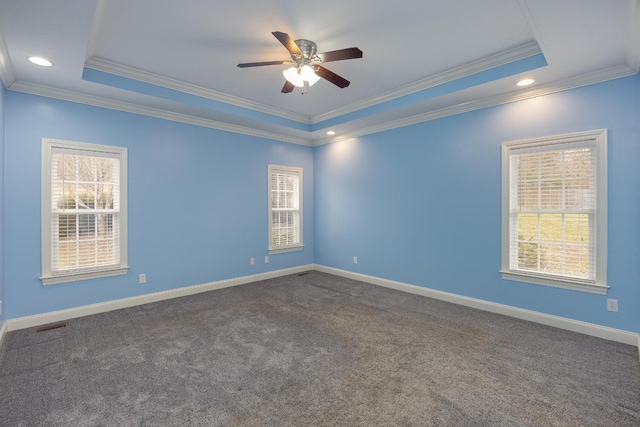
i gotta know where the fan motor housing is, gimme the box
[294,39,318,61]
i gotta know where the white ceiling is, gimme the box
[0,0,638,145]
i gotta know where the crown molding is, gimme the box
[0,27,16,88]
[312,64,635,146]
[311,41,543,124]
[84,57,312,125]
[8,81,312,146]
[7,62,633,150]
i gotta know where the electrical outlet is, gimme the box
[265,256,269,264]
[139,273,147,284]
[353,256,358,264]
[250,258,255,265]
[607,298,618,312]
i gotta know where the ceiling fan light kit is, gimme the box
[238,31,363,94]
[283,65,320,88]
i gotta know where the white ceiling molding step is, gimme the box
[627,0,640,72]
[516,0,553,66]
[8,81,313,146]
[0,29,16,88]
[312,64,636,146]
[312,41,543,124]
[84,57,312,125]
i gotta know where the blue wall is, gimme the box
[3,92,314,318]
[314,75,640,333]
[0,85,5,325]
[3,76,639,333]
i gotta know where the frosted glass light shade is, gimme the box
[283,67,304,87]
[284,65,320,87]
[301,65,321,86]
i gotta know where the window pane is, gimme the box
[58,214,75,240]
[96,213,113,236]
[516,154,539,180]
[564,214,589,245]
[77,156,95,182]
[518,241,539,270]
[564,148,592,179]
[517,182,538,210]
[61,183,78,209]
[540,214,562,243]
[564,246,589,278]
[57,239,77,270]
[97,184,114,209]
[60,156,76,180]
[540,243,562,274]
[565,178,592,210]
[539,151,563,179]
[517,213,538,241]
[97,239,115,265]
[540,181,562,209]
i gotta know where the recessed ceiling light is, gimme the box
[326,131,336,135]
[516,78,535,87]
[28,56,53,67]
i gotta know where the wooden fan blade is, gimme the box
[272,31,303,55]
[281,80,295,93]
[315,66,351,88]
[237,60,288,68]
[317,47,363,63]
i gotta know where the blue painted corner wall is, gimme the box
[3,92,314,318]
[1,75,639,334]
[0,84,5,325]
[314,75,640,333]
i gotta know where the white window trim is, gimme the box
[500,129,608,295]
[268,165,304,254]
[41,138,129,285]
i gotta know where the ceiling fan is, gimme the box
[238,31,363,94]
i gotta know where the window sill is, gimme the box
[269,245,304,255]
[41,266,129,286]
[500,270,609,295]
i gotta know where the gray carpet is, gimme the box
[0,271,638,426]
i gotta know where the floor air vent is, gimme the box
[35,322,68,333]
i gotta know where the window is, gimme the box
[501,129,607,294]
[268,165,303,253]
[41,139,128,285]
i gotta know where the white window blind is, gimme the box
[268,165,303,253]
[52,149,120,272]
[501,129,607,294]
[42,139,128,285]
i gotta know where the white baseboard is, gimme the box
[7,264,314,332]
[313,264,640,347]
[0,320,7,350]
[5,263,639,350]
